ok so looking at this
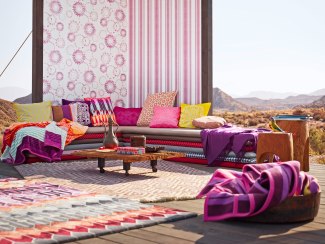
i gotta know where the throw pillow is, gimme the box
[13,101,53,122]
[52,105,73,122]
[137,91,178,127]
[192,116,226,129]
[113,107,142,126]
[178,103,211,128]
[84,97,115,126]
[69,102,91,126]
[150,106,181,128]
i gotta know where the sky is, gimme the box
[213,0,325,97]
[0,1,32,94]
[0,1,324,99]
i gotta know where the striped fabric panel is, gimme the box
[123,138,203,148]
[128,0,202,107]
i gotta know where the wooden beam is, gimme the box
[201,0,212,109]
[32,0,43,103]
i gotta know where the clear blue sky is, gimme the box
[0,1,324,98]
[213,0,325,96]
[0,1,32,92]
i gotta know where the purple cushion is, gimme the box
[62,98,90,107]
[113,107,142,126]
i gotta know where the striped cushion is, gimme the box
[84,97,115,126]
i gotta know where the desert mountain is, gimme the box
[296,95,325,109]
[213,88,250,111]
[236,94,322,110]
[0,98,17,131]
[0,86,31,102]
[14,93,32,104]
[309,88,325,96]
[241,91,298,100]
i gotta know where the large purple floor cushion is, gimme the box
[197,161,320,221]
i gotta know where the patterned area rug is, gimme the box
[15,160,212,203]
[0,179,196,244]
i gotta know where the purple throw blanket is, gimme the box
[197,161,320,221]
[201,126,269,165]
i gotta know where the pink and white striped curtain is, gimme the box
[128,0,202,107]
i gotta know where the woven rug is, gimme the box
[0,178,196,244]
[15,160,211,203]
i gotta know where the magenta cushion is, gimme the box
[113,107,142,126]
[149,106,181,128]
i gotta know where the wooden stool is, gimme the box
[256,132,294,163]
[276,120,309,172]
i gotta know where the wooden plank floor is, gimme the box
[71,162,325,244]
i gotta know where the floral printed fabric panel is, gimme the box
[43,0,128,107]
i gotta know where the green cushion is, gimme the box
[13,101,53,122]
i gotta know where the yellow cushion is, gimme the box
[13,101,53,122]
[178,103,211,128]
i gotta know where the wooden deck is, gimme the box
[68,162,325,244]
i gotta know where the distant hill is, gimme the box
[296,95,325,109]
[0,98,17,131]
[0,86,30,102]
[213,88,250,111]
[241,91,298,100]
[309,88,325,96]
[14,93,32,104]
[236,94,322,110]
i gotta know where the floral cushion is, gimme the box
[113,107,142,126]
[137,91,178,127]
[178,103,211,128]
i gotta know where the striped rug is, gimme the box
[15,160,212,203]
[0,179,196,243]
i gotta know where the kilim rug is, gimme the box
[0,178,196,244]
[15,160,212,203]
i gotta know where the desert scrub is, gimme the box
[309,126,325,155]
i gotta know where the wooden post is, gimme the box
[276,120,310,172]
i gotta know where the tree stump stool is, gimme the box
[276,120,309,172]
[256,132,294,163]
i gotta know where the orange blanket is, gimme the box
[1,119,88,153]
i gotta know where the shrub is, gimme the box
[309,127,325,155]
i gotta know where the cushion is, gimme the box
[84,97,115,126]
[137,91,178,127]
[113,107,142,126]
[192,116,226,129]
[52,105,73,122]
[52,103,90,126]
[13,101,53,122]
[178,103,211,128]
[69,102,91,126]
[149,106,180,128]
[62,98,90,106]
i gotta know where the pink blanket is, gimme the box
[197,161,320,221]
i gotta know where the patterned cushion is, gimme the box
[178,103,211,128]
[84,97,115,126]
[13,101,53,122]
[113,107,142,126]
[192,116,226,129]
[69,102,91,126]
[137,91,178,127]
[149,106,180,128]
[52,103,90,126]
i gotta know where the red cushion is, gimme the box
[113,107,142,126]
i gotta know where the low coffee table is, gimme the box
[72,149,185,176]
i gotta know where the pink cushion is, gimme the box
[149,106,181,128]
[113,107,142,126]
